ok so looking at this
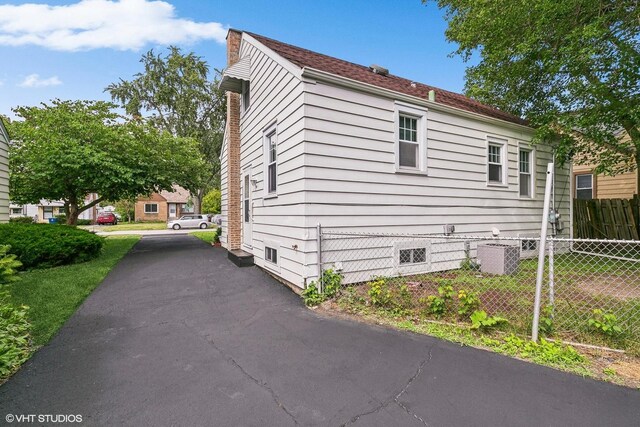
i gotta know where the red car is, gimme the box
[97,212,118,225]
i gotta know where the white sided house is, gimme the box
[0,119,10,223]
[219,30,569,288]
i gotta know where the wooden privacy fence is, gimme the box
[573,196,640,240]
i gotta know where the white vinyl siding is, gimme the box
[223,34,570,289]
[300,81,570,284]
[233,36,307,287]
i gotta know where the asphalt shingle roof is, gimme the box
[247,32,528,126]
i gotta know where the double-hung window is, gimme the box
[519,149,533,197]
[43,206,54,219]
[395,103,428,173]
[241,81,251,113]
[487,139,506,184]
[399,115,418,168]
[576,174,593,200]
[263,124,278,196]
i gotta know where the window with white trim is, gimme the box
[265,246,278,264]
[241,81,250,112]
[487,140,505,184]
[144,203,158,214]
[575,174,593,200]
[395,103,427,173]
[519,148,533,197]
[263,124,278,195]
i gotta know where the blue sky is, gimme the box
[0,0,472,118]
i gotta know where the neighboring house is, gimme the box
[134,185,193,222]
[10,195,99,223]
[572,134,637,200]
[219,30,570,288]
[0,119,9,223]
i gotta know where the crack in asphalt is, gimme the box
[341,344,434,426]
[179,320,299,426]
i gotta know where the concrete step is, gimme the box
[227,249,254,267]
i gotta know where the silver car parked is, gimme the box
[167,214,210,230]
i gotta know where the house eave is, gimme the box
[301,67,533,134]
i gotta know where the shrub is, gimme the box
[0,246,22,285]
[301,269,343,306]
[0,223,105,269]
[368,277,392,307]
[9,217,34,224]
[214,226,222,243]
[77,219,93,226]
[0,290,31,378]
[457,289,480,317]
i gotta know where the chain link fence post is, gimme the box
[317,223,323,293]
[532,163,554,342]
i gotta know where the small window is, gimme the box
[487,142,505,184]
[521,239,537,251]
[576,174,593,200]
[519,149,532,197]
[242,81,251,112]
[263,124,278,196]
[399,247,427,264]
[144,203,158,214]
[267,132,277,193]
[265,246,278,264]
[10,208,23,215]
[181,203,194,213]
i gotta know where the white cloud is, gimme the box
[0,0,228,51]
[19,74,63,88]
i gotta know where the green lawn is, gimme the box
[190,230,217,244]
[7,235,140,346]
[84,222,167,232]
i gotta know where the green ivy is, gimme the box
[470,310,508,330]
[588,309,623,337]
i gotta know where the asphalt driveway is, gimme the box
[1,235,638,426]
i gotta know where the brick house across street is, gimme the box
[135,185,194,222]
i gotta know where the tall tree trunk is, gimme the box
[67,196,80,225]
[194,188,205,214]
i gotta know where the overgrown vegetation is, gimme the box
[0,245,30,380]
[589,309,623,337]
[302,269,343,306]
[0,223,105,269]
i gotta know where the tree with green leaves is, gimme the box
[106,46,226,212]
[201,189,221,214]
[8,100,208,225]
[427,0,640,192]
[113,198,136,223]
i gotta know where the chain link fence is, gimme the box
[319,229,640,352]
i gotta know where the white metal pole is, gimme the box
[317,223,323,294]
[532,163,554,342]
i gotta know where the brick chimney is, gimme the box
[226,29,242,250]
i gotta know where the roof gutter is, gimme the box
[301,67,533,133]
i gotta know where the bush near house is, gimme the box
[9,217,34,224]
[0,224,105,269]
